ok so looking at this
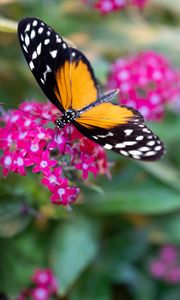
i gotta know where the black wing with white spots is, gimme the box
[18,17,71,112]
[74,105,165,161]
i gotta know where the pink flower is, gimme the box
[32,269,57,289]
[165,267,180,284]
[11,151,26,176]
[16,268,58,300]
[150,260,166,278]
[0,100,109,206]
[32,150,57,173]
[1,149,14,176]
[83,0,148,14]
[31,286,49,300]
[160,245,177,263]
[149,245,180,284]
[50,179,79,206]
[107,51,178,121]
[75,153,98,179]
[41,167,63,192]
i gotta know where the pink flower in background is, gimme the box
[149,245,180,284]
[17,268,58,300]
[107,51,179,121]
[83,0,148,14]
[0,101,109,206]
[32,286,49,300]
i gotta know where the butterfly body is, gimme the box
[18,17,165,161]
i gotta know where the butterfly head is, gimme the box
[55,109,79,128]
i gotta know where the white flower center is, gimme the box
[17,157,23,166]
[11,115,19,122]
[40,160,48,168]
[24,119,31,126]
[38,132,45,139]
[82,163,88,170]
[58,188,65,197]
[19,132,27,139]
[30,144,39,152]
[34,287,47,300]
[23,104,33,111]
[4,156,12,166]
[49,175,56,183]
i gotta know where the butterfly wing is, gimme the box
[74,102,165,161]
[18,17,99,112]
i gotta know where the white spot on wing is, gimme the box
[20,34,24,41]
[29,61,35,70]
[32,20,38,27]
[136,136,143,141]
[44,39,50,45]
[155,146,162,151]
[147,141,155,146]
[62,43,67,49]
[144,151,156,156]
[43,65,52,80]
[124,141,137,146]
[124,129,133,136]
[25,23,30,32]
[32,51,37,60]
[56,35,62,43]
[40,78,45,84]
[104,144,113,150]
[30,29,36,39]
[25,34,30,47]
[23,44,28,53]
[92,136,98,140]
[115,143,125,149]
[138,146,150,152]
[37,43,42,55]
[50,50,58,58]
[38,27,44,34]
[129,150,142,156]
[143,128,150,133]
[97,132,114,138]
[120,150,129,156]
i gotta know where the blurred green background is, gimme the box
[1,0,180,299]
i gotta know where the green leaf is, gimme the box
[50,215,100,295]
[69,269,111,300]
[0,229,47,296]
[81,187,180,214]
[153,213,180,243]
[0,202,31,237]
[139,161,180,193]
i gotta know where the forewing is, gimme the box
[18,17,99,112]
[18,17,71,112]
[74,102,165,161]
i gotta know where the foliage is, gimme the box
[0,0,180,299]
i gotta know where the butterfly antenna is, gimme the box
[0,101,50,121]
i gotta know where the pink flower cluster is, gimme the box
[0,101,109,206]
[107,51,179,121]
[17,268,58,300]
[83,0,148,14]
[149,245,180,284]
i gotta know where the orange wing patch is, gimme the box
[54,61,71,110]
[76,103,134,129]
[54,59,98,111]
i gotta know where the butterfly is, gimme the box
[18,17,165,161]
